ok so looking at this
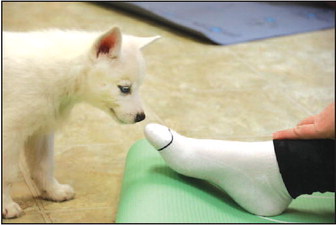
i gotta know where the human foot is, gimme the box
[144,123,292,216]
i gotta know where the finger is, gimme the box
[273,129,298,139]
[297,115,315,126]
[273,124,320,140]
[293,124,321,139]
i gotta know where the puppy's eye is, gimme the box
[118,85,131,94]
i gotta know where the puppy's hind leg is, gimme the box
[25,133,75,202]
[2,132,24,219]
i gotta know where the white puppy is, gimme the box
[3,27,159,218]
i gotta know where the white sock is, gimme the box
[144,123,292,217]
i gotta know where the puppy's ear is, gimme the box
[134,36,161,49]
[94,27,122,59]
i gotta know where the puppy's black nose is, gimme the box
[135,112,146,123]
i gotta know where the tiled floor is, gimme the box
[2,2,335,223]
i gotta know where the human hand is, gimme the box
[273,102,335,140]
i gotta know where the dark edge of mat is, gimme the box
[96,2,218,45]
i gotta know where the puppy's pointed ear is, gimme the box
[94,27,122,59]
[136,36,161,49]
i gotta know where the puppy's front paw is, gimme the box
[2,201,23,219]
[41,183,75,202]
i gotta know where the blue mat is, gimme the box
[108,2,335,45]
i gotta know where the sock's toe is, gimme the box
[144,123,173,150]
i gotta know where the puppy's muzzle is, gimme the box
[135,112,146,123]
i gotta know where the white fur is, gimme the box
[2,27,159,218]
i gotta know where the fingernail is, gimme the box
[272,133,278,139]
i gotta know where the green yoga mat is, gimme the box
[116,139,335,223]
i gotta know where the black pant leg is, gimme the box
[273,139,335,199]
